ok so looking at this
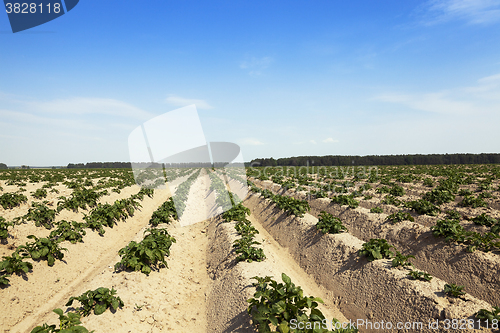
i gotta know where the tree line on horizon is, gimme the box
[249,153,500,167]
[2,153,499,170]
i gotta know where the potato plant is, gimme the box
[0,192,27,209]
[408,270,432,282]
[84,196,141,236]
[359,239,395,262]
[443,283,466,298]
[370,206,383,213]
[233,234,266,263]
[17,235,67,266]
[49,221,86,244]
[315,211,347,234]
[149,198,178,227]
[392,251,415,268]
[404,199,440,216]
[472,213,498,227]
[423,189,455,205]
[331,194,359,209]
[272,194,310,217]
[115,228,176,275]
[381,195,402,207]
[475,306,500,325]
[18,202,57,229]
[222,202,250,223]
[31,188,48,200]
[66,287,124,316]
[0,217,13,240]
[386,211,414,224]
[247,273,357,333]
[0,251,33,275]
[459,195,488,208]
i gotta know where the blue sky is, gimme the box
[1,0,500,166]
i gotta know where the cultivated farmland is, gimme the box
[1,165,500,332]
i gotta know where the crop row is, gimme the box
[31,286,124,332]
[207,169,233,211]
[248,189,500,331]
[171,169,202,218]
[0,188,154,286]
[222,200,265,263]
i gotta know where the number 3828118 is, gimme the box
[5,3,61,14]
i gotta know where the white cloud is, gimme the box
[374,72,500,115]
[165,95,213,110]
[27,97,153,120]
[309,140,317,144]
[240,56,274,77]
[421,0,500,25]
[240,138,265,146]
[374,92,475,115]
[323,137,339,143]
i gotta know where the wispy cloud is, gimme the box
[240,56,273,77]
[323,137,339,143]
[240,138,265,146]
[420,0,500,25]
[309,140,317,144]
[374,72,500,115]
[165,95,213,109]
[26,97,153,120]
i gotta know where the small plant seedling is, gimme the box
[475,306,500,324]
[408,270,432,282]
[134,303,144,311]
[392,251,415,268]
[30,308,94,332]
[0,274,10,286]
[381,195,402,207]
[359,239,395,262]
[316,211,347,234]
[386,211,414,224]
[443,283,466,298]
[370,207,383,213]
[66,287,124,316]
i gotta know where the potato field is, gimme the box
[1,164,500,332]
